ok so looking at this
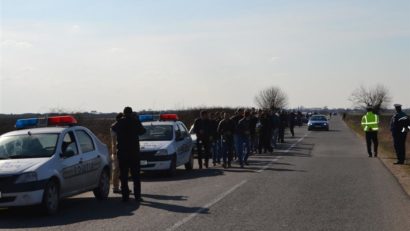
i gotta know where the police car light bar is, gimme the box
[139,114,179,122]
[15,116,77,129]
[160,114,179,121]
[48,116,77,126]
[139,115,155,122]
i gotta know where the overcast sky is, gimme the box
[0,0,409,114]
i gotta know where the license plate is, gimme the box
[140,160,148,166]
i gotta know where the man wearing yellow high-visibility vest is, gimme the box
[361,106,380,157]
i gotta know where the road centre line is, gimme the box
[166,133,309,231]
[166,180,248,231]
[255,133,309,173]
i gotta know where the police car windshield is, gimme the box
[310,116,327,121]
[0,133,59,159]
[140,125,173,141]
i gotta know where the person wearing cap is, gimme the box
[111,106,146,202]
[390,104,409,165]
[361,106,379,157]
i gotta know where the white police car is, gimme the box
[139,114,194,175]
[0,116,110,215]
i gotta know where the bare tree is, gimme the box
[255,86,288,110]
[349,84,391,113]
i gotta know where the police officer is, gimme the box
[390,104,409,165]
[111,106,146,202]
[361,106,379,157]
[193,111,212,169]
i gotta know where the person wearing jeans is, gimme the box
[236,110,252,168]
[218,112,235,168]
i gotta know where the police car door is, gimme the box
[75,129,101,188]
[177,123,191,165]
[59,131,84,194]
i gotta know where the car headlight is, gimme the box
[308,123,312,126]
[324,123,327,126]
[155,149,168,156]
[15,172,38,184]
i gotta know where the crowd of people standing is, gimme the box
[192,108,305,169]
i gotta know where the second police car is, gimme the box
[0,116,110,215]
[138,114,194,175]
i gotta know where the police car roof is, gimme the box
[2,126,74,136]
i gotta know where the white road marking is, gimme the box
[255,157,279,173]
[255,133,309,173]
[167,133,309,231]
[166,180,248,231]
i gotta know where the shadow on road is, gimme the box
[0,193,208,229]
[141,200,209,214]
[142,168,225,182]
[0,197,138,229]
[141,194,188,201]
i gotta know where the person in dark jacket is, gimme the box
[193,111,212,169]
[390,104,409,164]
[218,112,235,168]
[210,113,221,166]
[278,110,288,143]
[258,110,273,153]
[231,108,244,160]
[111,106,146,202]
[288,111,296,137]
[249,108,259,154]
[237,110,252,167]
[271,110,280,148]
[297,111,303,127]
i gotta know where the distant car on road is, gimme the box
[0,116,110,215]
[307,115,330,131]
[139,114,194,175]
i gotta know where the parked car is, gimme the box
[0,116,110,215]
[139,114,194,175]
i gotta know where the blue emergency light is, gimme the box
[139,115,155,122]
[15,118,39,129]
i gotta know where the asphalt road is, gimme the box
[1,116,410,231]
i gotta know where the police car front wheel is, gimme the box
[185,154,194,170]
[93,169,110,200]
[167,156,177,176]
[42,179,60,215]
